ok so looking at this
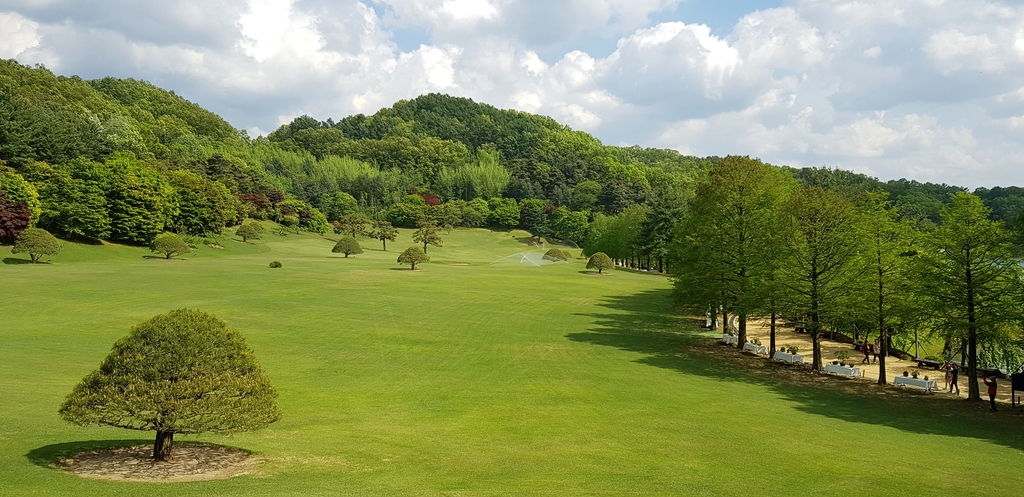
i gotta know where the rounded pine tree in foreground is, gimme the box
[11,227,61,263]
[332,236,363,257]
[398,246,429,270]
[59,309,281,461]
[586,252,614,274]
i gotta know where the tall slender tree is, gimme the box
[856,192,920,384]
[777,187,864,370]
[671,157,793,348]
[918,192,1024,401]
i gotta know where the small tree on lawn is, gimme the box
[369,220,398,250]
[334,214,369,238]
[544,248,568,261]
[59,309,281,461]
[11,227,61,263]
[587,252,614,274]
[332,236,363,258]
[412,218,442,253]
[236,223,262,242]
[150,233,190,259]
[398,246,429,270]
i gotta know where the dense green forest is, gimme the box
[2,58,1024,254]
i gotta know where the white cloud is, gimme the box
[0,11,41,58]
[5,0,1024,187]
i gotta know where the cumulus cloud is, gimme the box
[3,0,1024,187]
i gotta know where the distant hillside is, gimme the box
[3,60,1024,247]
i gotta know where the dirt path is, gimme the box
[735,323,1019,406]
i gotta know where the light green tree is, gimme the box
[413,218,443,253]
[236,223,262,242]
[398,246,429,270]
[369,220,398,251]
[59,309,281,461]
[777,187,864,371]
[150,233,190,260]
[918,192,1024,401]
[11,227,61,263]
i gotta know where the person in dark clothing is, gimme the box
[949,366,959,395]
[984,376,998,411]
[861,342,870,363]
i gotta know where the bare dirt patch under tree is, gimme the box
[57,443,259,483]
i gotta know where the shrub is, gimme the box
[543,248,568,262]
[269,261,282,268]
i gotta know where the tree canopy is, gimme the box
[398,246,429,270]
[332,236,363,257]
[149,233,190,259]
[11,227,61,263]
[59,309,281,461]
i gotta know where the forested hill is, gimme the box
[2,59,1024,250]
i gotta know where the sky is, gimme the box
[1,0,1024,188]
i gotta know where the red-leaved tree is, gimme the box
[0,190,31,243]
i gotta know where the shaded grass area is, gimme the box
[2,228,1024,496]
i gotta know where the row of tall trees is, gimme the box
[671,157,1024,401]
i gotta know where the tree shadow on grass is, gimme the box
[26,440,152,468]
[567,288,1024,453]
[2,257,34,265]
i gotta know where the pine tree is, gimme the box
[59,309,281,461]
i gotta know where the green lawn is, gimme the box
[2,228,1023,496]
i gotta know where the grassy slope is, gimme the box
[1,228,1023,496]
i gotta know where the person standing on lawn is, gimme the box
[984,376,998,411]
[949,366,960,395]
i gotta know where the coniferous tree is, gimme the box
[777,187,864,371]
[369,220,398,250]
[59,309,280,461]
[412,218,443,253]
[918,192,1024,401]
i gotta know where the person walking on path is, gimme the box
[861,342,871,364]
[984,376,998,411]
[868,343,877,364]
[872,340,881,363]
[944,363,953,390]
[949,366,960,395]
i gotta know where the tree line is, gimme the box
[668,156,1024,403]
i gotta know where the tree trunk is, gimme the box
[877,261,887,385]
[967,262,981,401]
[738,314,747,350]
[154,430,174,461]
[382,239,387,251]
[423,242,428,253]
[877,328,888,385]
[344,253,349,258]
[770,312,776,354]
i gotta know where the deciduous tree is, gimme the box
[918,192,1024,401]
[11,227,61,263]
